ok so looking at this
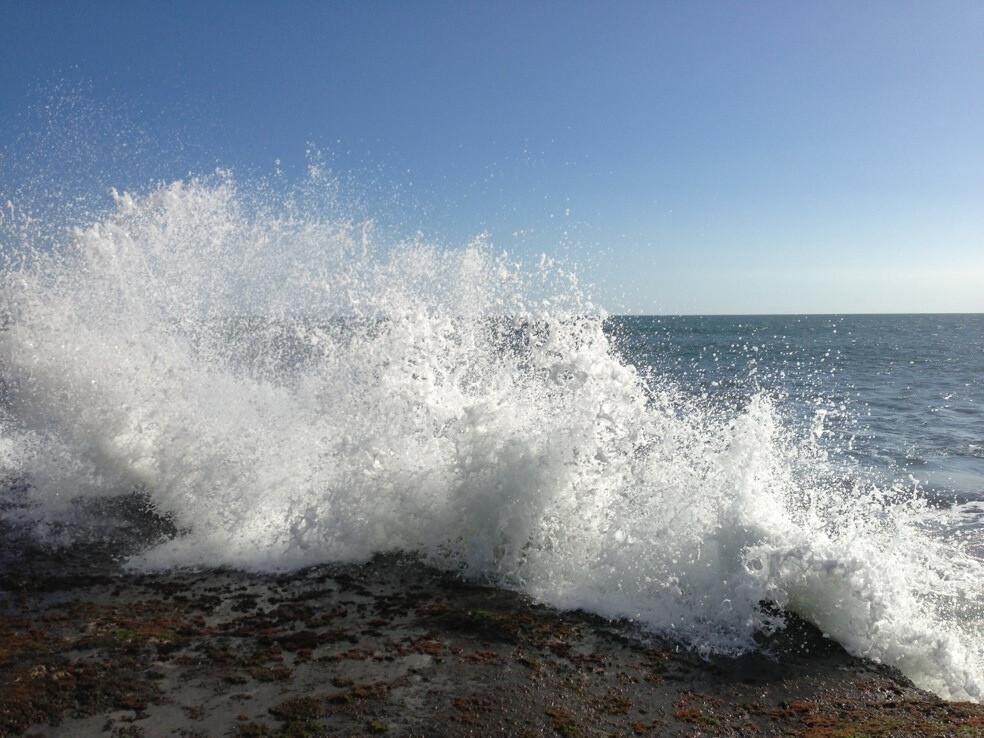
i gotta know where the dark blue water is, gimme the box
[611,314,984,503]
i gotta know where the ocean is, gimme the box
[1,174,982,703]
[612,313,984,507]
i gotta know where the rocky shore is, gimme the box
[2,525,984,737]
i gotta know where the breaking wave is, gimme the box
[1,173,981,701]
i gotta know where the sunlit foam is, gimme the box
[1,173,981,701]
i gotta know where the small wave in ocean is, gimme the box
[1,172,982,701]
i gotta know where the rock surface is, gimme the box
[2,525,984,737]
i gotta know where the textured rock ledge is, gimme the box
[2,548,984,737]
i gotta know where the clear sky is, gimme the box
[2,1,982,314]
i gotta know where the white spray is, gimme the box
[1,174,981,701]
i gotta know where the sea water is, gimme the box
[1,173,982,701]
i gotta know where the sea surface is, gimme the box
[1,175,982,702]
[612,313,984,506]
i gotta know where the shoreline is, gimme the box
[3,544,984,737]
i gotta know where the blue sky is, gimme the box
[2,1,982,314]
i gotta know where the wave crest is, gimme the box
[1,175,981,701]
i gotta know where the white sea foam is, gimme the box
[1,174,982,701]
